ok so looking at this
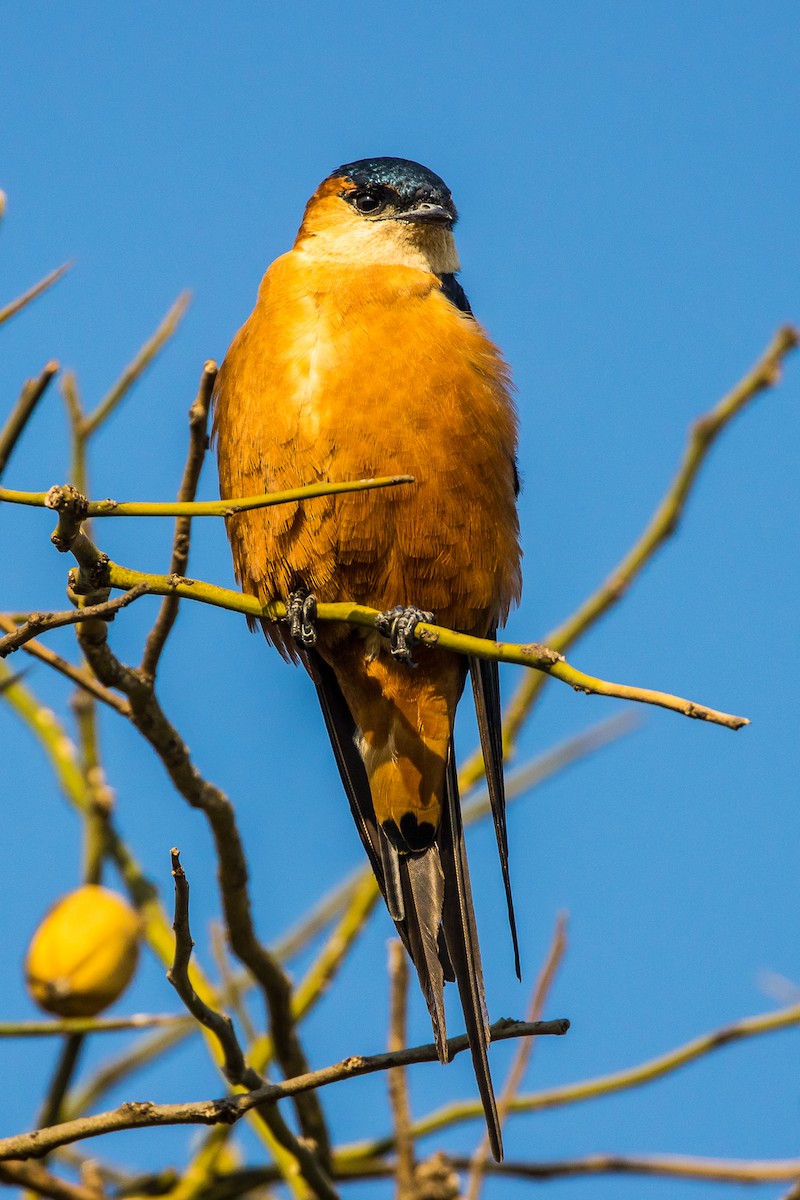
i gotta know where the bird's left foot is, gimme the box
[287,589,318,647]
[375,605,434,664]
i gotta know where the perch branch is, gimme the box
[96,561,752,731]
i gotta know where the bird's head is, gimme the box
[294,157,460,274]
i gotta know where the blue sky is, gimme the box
[1,4,799,1197]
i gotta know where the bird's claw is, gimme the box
[287,590,318,647]
[375,604,434,664]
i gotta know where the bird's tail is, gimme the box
[395,744,502,1161]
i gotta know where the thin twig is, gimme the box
[0,615,130,714]
[387,941,415,1198]
[466,913,568,1200]
[0,362,60,479]
[0,1018,569,1162]
[167,850,338,1200]
[0,586,149,658]
[38,1035,86,1129]
[0,1014,190,1038]
[80,293,191,438]
[167,850,258,1090]
[140,361,217,679]
[450,1153,800,1185]
[0,263,72,328]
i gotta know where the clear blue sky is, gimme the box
[1,4,799,1197]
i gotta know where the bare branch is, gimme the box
[0,1157,102,1200]
[80,293,191,437]
[387,941,415,1198]
[0,586,149,658]
[0,362,59,479]
[0,473,415,516]
[140,361,217,678]
[0,1018,569,1162]
[451,1152,800,1185]
[166,850,338,1200]
[0,1014,190,1038]
[167,849,259,1091]
[0,615,130,713]
[0,263,72,328]
[68,601,333,1167]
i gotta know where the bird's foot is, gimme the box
[286,589,318,647]
[375,604,434,664]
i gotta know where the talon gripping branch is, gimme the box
[214,157,522,1160]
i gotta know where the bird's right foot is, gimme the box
[286,589,318,647]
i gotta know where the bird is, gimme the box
[214,156,522,1160]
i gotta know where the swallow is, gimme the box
[214,157,522,1159]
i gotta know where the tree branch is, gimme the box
[0,615,130,713]
[0,362,60,479]
[166,849,338,1200]
[97,563,752,731]
[0,587,149,658]
[80,293,191,438]
[0,1157,102,1200]
[0,263,72,328]
[140,361,217,679]
[0,1018,569,1162]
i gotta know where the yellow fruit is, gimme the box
[25,885,142,1017]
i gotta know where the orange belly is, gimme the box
[215,251,521,639]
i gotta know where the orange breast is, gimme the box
[214,252,521,637]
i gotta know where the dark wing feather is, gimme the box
[439,743,503,1161]
[469,642,521,978]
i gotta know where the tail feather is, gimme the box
[439,743,503,1161]
[311,649,503,1161]
[399,848,448,1060]
[469,646,521,979]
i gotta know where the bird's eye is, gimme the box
[353,190,386,215]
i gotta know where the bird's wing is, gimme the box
[469,641,521,978]
[439,741,503,1161]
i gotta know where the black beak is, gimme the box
[392,202,454,225]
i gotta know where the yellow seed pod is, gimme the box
[25,885,142,1017]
